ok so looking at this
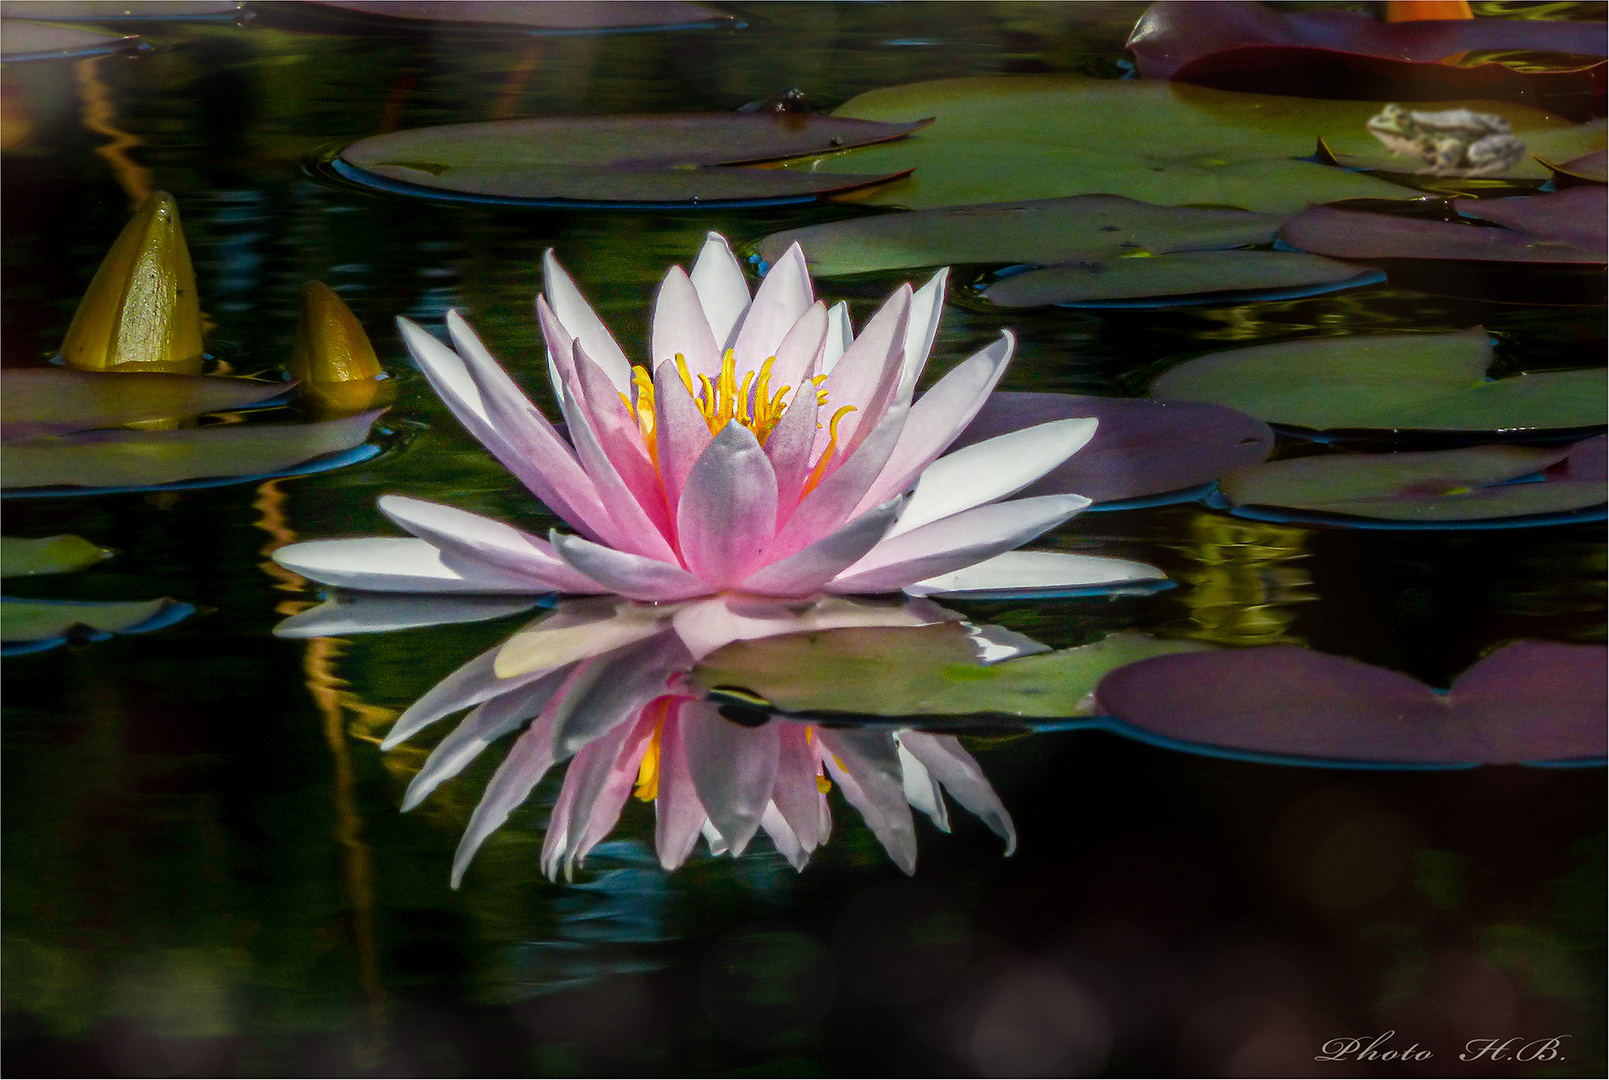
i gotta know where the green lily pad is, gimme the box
[0,535,112,578]
[1,410,381,491]
[786,75,1588,213]
[693,624,1209,721]
[336,114,929,208]
[1149,327,1608,433]
[1219,443,1605,522]
[0,596,189,644]
[1319,120,1606,181]
[2,369,289,440]
[755,195,1282,277]
[981,249,1371,308]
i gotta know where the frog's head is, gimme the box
[1366,103,1416,139]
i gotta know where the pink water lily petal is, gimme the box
[892,418,1099,537]
[760,802,809,870]
[677,422,780,587]
[542,249,633,392]
[895,742,949,831]
[652,362,715,511]
[655,700,709,870]
[731,242,814,365]
[830,494,1091,594]
[897,269,949,404]
[769,301,829,394]
[763,384,821,510]
[679,699,780,855]
[449,675,573,887]
[541,765,581,879]
[823,302,853,373]
[547,631,689,757]
[652,264,724,377]
[382,636,544,750]
[554,707,659,876]
[690,231,751,351]
[905,549,1167,597]
[823,284,912,451]
[272,593,541,638]
[856,333,1016,514]
[897,731,1016,854]
[548,531,712,602]
[740,497,905,597]
[768,404,909,559]
[402,667,570,810]
[571,348,673,537]
[536,293,581,393]
[377,495,605,593]
[816,729,917,874]
[1450,640,1607,763]
[772,722,826,851]
[401,317,616,544]
[273,537,548,595]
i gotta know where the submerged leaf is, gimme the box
[694,624,1209,720]
[336,114,929,207]
[59,191,204,374]
[1,368,287,440]
[0,535,112,578]
[1149,327,1607,432]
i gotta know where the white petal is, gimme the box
[273,592,540,638]
[542,249,633,392]
[822,302,853,374]
[378,495,606,593]
[897,737,951,833]
[904,550,1167,598]
[690,231,751,350]
[897,731,1016,855]
[731,242,813,365]
[891,418,1098,537]
[897,268,949,403]
[273,537,551,595]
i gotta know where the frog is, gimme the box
[1364,103,1527,177]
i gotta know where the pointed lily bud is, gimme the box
[61,191,204,374]
[289,281,393,417]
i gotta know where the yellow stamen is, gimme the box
[624,365,659,470]
[801,404,857,496]
[633,701,671,802]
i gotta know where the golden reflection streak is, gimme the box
[1155,510,1317,646]
[253,480,389,1064]
[74,57,152,210]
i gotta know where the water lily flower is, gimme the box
[272,233,1164,603]
[279,591,1031,882]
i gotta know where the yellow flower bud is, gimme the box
[289,281,393,416]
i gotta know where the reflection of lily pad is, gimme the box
[756,195,1281,277]
[981,250,1378,309]
[251,1,732,34]
[1,369,290,440]
[1218,443,1606,524]
[2,409,383,492]
[694,624,1209,720]
[1128,0,1607,120]
[0,19,141,60]
[1,2,242,22]
[1,596,194,655]
[0,535,111,578]
[1149,327,1608,433]
[801,75,1569,213]
[335,115,929,208]
[953,392,1275,505]
[1095,640,1607,765]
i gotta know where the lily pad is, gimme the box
[1217,442,1606,524]
[1538,148,1607,185]
[1128,0,1607,119]
[803,75,1574,213]
[1315,121,1606,181]
[952,392,1275,505]
[0,19,140,60]
[981,250,1379,308]
[1149,327,1608,433]
[1278,190,1606,267]
[1,596,194,655]
[1,2,242,22]
[1,409,382,492]
[250,1,732,34]
[335,114,928,208]
[1094,640,1607,765]
[0,535,112,577]
[1,369,290,440]
[694,624,1210,721]
[755,195,1283,277]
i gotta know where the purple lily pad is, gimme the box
[0,19,141,60]
[1556,434,1607,482]
[1217,442,1606,523]
[1,2,242,22]
[1278,199,1605,267]
[980,250,1375,308]
[249,1,732,34]
[1,369,290,441]
[1455,186,1607,251]
[1127,0,1607,118]
[952,391,1275,505]
[1095,640,1607,764]
[336,114,927,208]
[1538,148,1607,186]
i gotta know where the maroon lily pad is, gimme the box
[1279,196,1605,266]
[952,391,1275,504]
[249,1,733,34]
[0,19,141,60]
[1538,148,1607,185]
[1127,0,1607,119]
[337,114,928,207]
[1554,434,1607,482]
[1454,185,1607,250]
[1,369,289,442]
[1095,640,1607,764]
[1,2,242,22]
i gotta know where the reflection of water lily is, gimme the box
[280,593,1029,884]
[274,234,1163,600]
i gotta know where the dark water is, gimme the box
[2,4,1604,1077]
